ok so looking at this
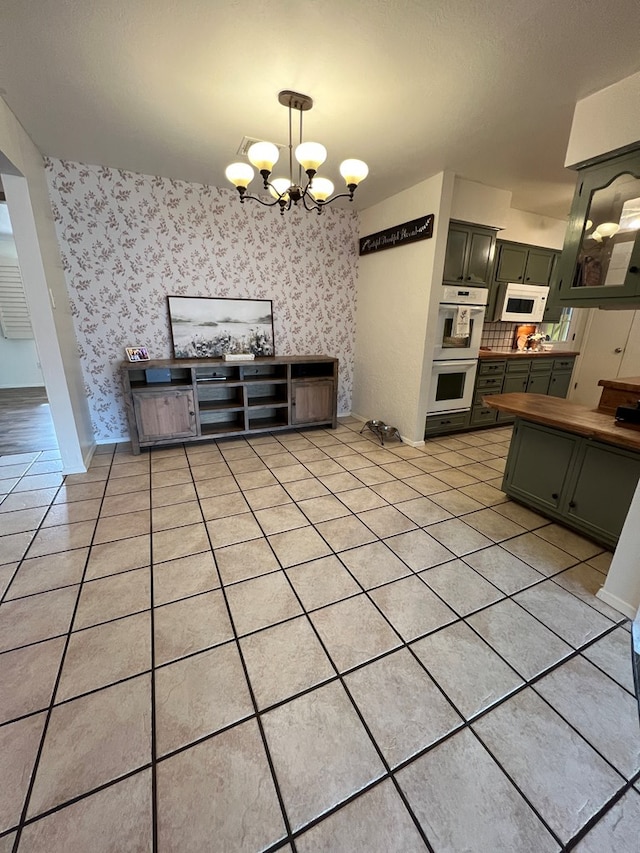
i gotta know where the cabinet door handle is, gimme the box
[442,419,451,424]
[457,276,463,280]
[551,493,559,500]
[614,347,623,353]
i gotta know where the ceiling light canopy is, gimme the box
[225,90,368,215]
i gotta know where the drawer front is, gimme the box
[470,405,498,426]
[553,357,575,371]
[425,412,469,434]
[474,388,502,406]
[479,360,506,376]
[506,359,531,374]
[476,376,504,391]
[530,358,555,372]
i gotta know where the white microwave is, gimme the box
[495,282,549,322]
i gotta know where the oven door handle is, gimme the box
[433,359,479,368]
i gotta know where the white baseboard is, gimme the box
[596,588,636,620]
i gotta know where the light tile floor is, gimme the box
[1,419,639,852]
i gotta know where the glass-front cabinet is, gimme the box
[557,148,640,307]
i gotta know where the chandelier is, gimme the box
[225,90,368,215]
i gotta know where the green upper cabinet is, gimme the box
[524,249,556,285]
[557,147,640,307]
[494,244,527,282]
[488,240,559,319]
[443,222,497,287]
[494,242,557,285]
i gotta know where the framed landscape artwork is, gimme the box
[168,296,275,358]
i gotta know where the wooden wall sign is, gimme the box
[359,214,434,256]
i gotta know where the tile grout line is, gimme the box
[183,444,300,853]
[214,429,444,849]
[0,424,630,848]
[9,446,123,852]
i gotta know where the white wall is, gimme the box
[0,96,93,471]
[0,231,44,387]
[499,208,567,249]
[598,478,640,619]
[451,179,511,230]
[451,178,566,246]
[0,338,43,388]
[565,70,640,167]
[352,172,454,443]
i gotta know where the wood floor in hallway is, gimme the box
[0,387,59,455]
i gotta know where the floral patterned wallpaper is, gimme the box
[45,159,359,441]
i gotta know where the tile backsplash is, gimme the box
[480,321,520,350]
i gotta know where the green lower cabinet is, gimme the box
[504,421,578,513]
[470,405,498,427]
[425,411,470,436]
[502,374,528,394]
[548,371,572,398]
[526,372,551,394]
[503,418,640,547]
[563,441,640,545]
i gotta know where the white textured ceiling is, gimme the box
[1,0,640,219]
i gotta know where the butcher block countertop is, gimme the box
[597,376,640,393]
[478,348,580,360]
[484,393,640,452]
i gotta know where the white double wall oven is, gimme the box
[428,285,488,415]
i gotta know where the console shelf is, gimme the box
[122,356,338,454]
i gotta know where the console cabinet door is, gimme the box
[132,389,198,442]
[291,379,335,425]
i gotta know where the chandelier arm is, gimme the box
[300,191,321,214]
[239,193,282,209]
[318,190,357,206]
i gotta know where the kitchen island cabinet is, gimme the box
[485,392,640,547]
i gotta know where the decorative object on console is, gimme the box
[225,90,368,215]
[125,346,150,362]
[168,296,274,358]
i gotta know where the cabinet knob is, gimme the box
[465,276,471,281]
[568,501,576,508]
[614,348,623,354]
[551,493,559,500]
[526,276,531,281]
[629,266,639,274]
[457,276,463,280]
[517,275,522,280]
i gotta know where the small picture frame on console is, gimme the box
[125,346,150,362]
